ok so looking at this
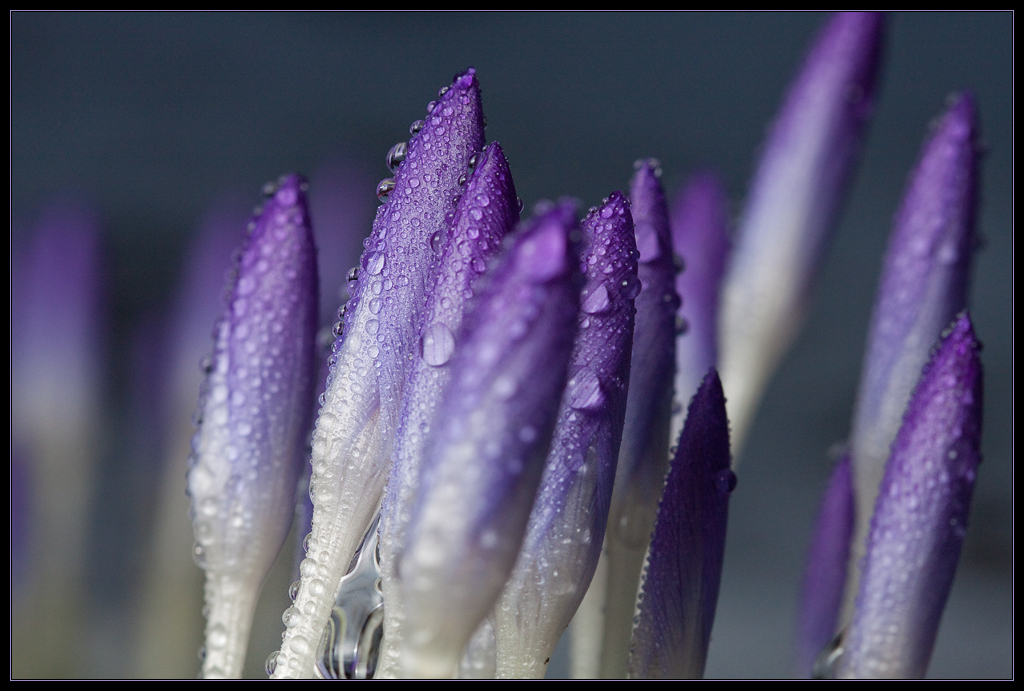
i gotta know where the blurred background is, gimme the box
[11,12,1011,679]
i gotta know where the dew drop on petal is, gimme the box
[422,322,456,366]
[568,370,605,411]
[581,283,611,314]
[715,468,737,495]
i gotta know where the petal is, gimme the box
[839,313,983,678]
[719,12,885,455]
[670,173,731,445]
[377,141,519,677]
[397,202,580,678]
[275,69,485,678]
[494,192,637,678]
[187,174,318,678]
[796,451,855,678]
[628,369,733,679]
[594,161,678,678]
[847,93,979,609]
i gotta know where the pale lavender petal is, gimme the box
[187,174,318,678]
[719,12,884,456]
[846,93,979,613]
[276,69,484,678]
[628,369,733,679]
[796,452,854,678]
[377,141,519,677]
[670,173,730,445]
[494,192,637,678]
[839,313,983,679]
[598,161,677,678]
[397,203,580,678]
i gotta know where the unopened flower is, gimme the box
[187,174,318,678]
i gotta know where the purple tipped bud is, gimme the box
[720,12,884,455]
[397,203,580,678]
[796,452,855,678]
[597,160,678,678]
[277,70,485,678]
[494,192,637,678]
[848,94,980,598]
[187,174,318,678]
[377,141,519,676]
[839,313,983,679]
[670,173,731,444]
[628,369,733,679]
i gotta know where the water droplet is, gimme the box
[581,283,611,314]
[332,320,344,338]
[366,252,385,276]
[715,468,737,495]
[282,605,301,627]
[430,230,444,254]
[386,142,407,172]
[410,119,425,134]
[289,580,301,601]
[568,370,605,411]
[303,532,312,552]
[289,635,311,655]
[347,266,359,282]
[421,322,455,366]
[265,650,279,676]
[468,152,479,168]
[376,178,396,202]
[516,197,524,214]
[458,173,467,186]
[208,623,228,648]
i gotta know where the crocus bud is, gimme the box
[376,141,519,677]
[719,12,884,457]
[796,451,855,678]
[597,160,677,678]
[494,192,637,678]
[397,202,580,678]
[187,174,317,678]
[274,69,484,678]
[670,173,730,444]
[838,313,982,678]
[846,93,979,619]
[628,369,733,679]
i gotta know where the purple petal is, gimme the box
[277,69,484,678]
[670,173,731,445]
[493,192,637,678]
[397,203,580,678]
[598,160,678,678]
[187,174,318,678]
[377,141,519,676]
[847,93,979,605]
[796,452,855,678]
[628,369,733,679]
[719,12,884,454]
[839,312,983,679]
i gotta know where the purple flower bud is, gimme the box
[838,313,982,678]
[669,173,731,444]
[276,69,484,678]
[719,12,884,455]
[796,451,855,678]
[628,369,733,679]
[847,93,979,609]
[595,160,677,678]
[377,141,519,676]
[11,199,102,678]
[494,192,637,678]
[397,203,580,678]
[187,175,317,678]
